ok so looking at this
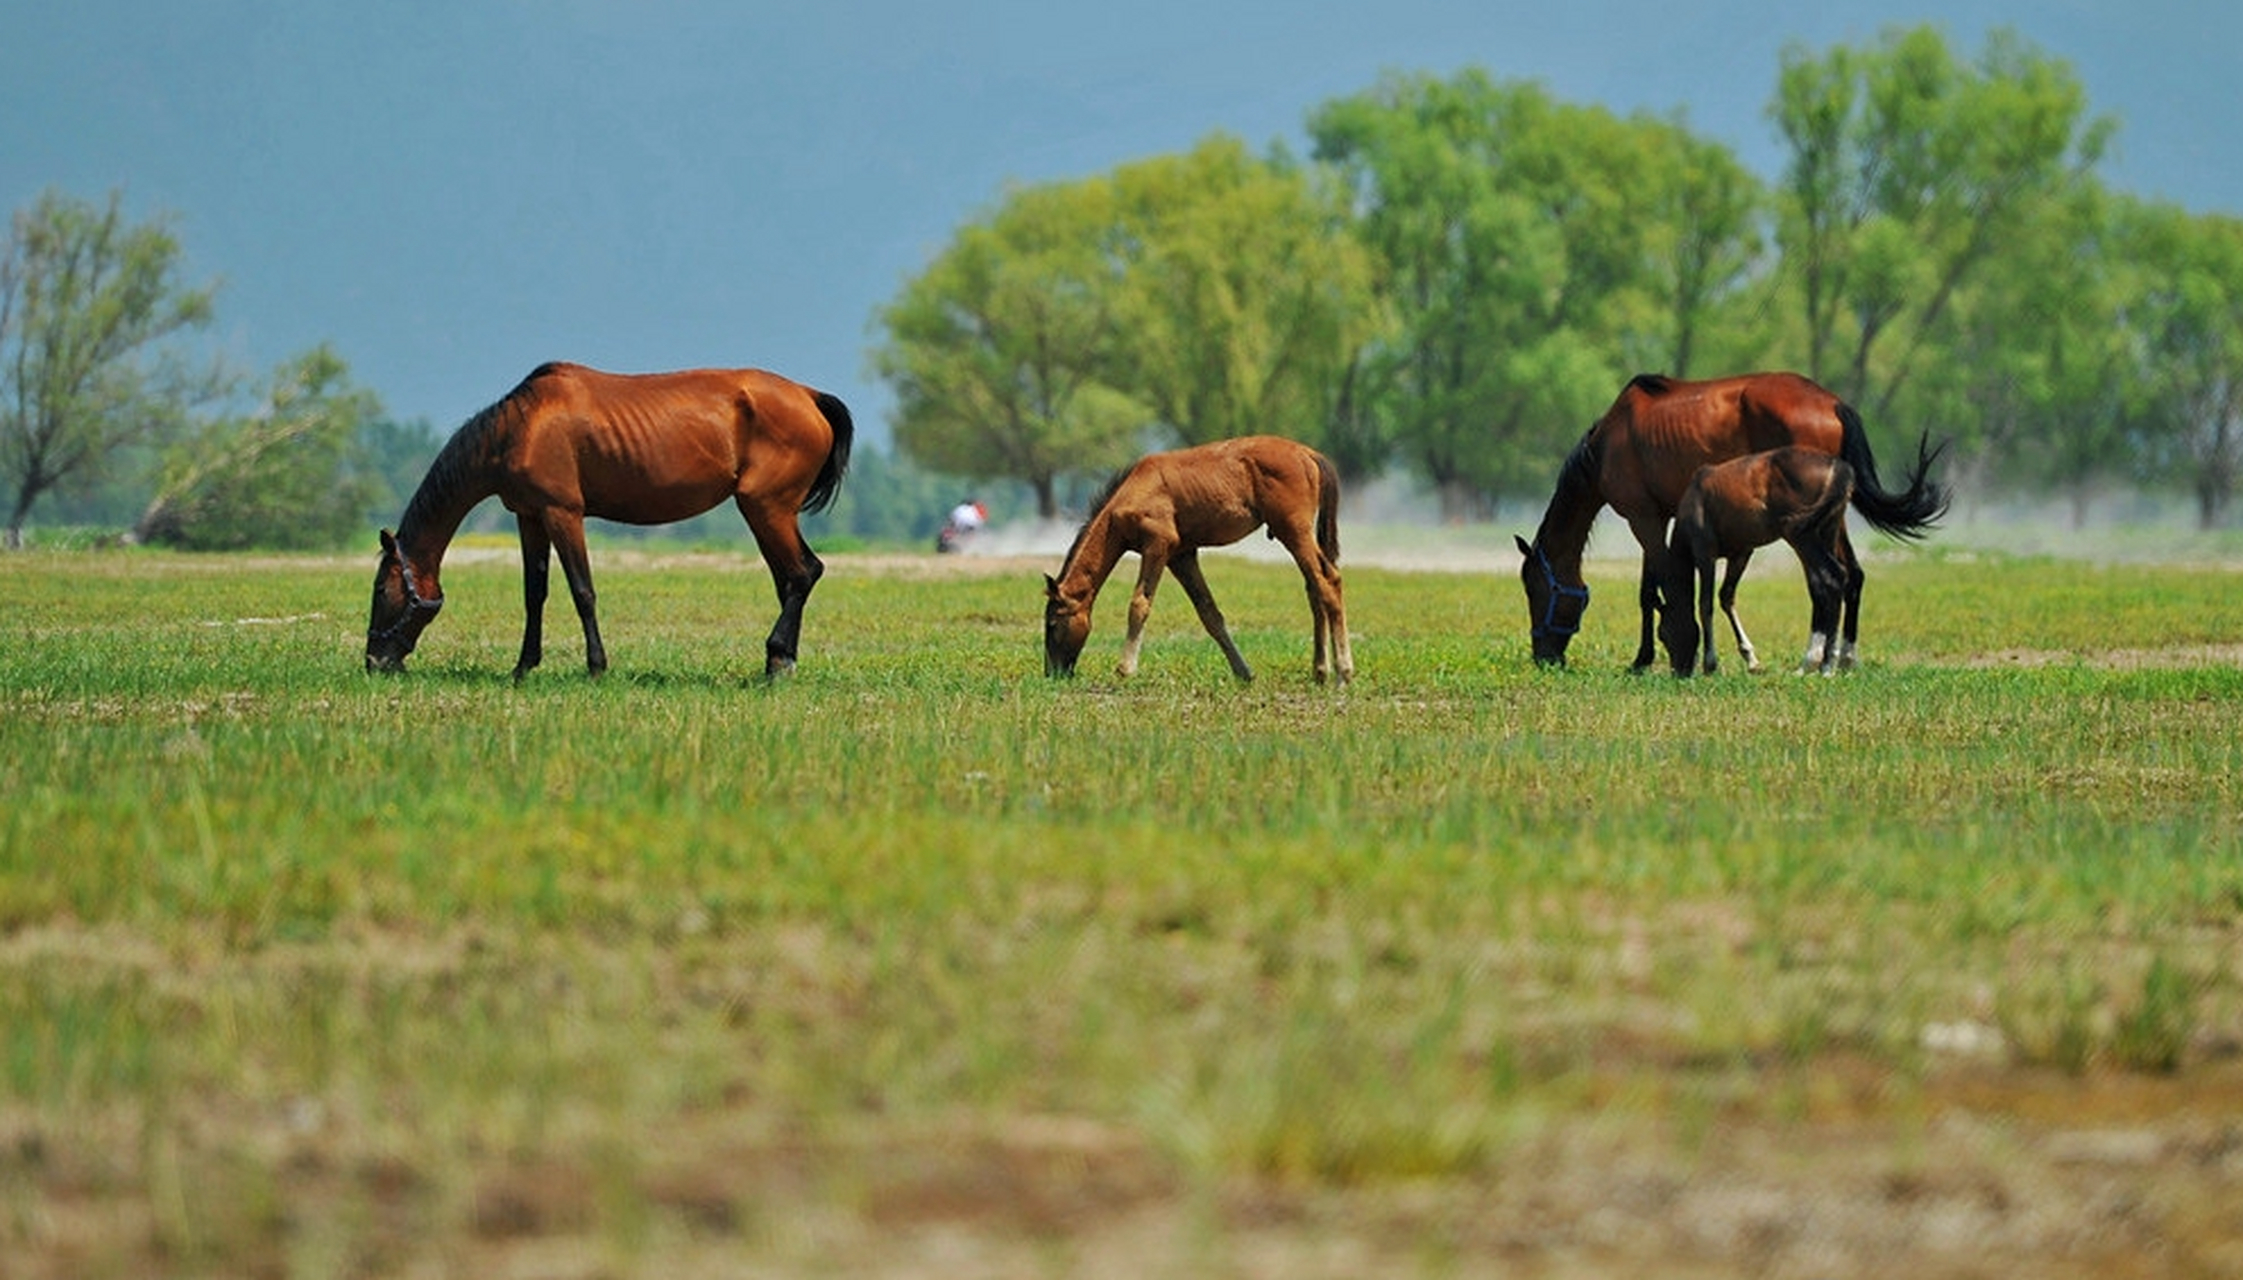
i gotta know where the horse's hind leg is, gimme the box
[1794,541,1846,675]
[1836,530,1863,671]
[1171,549,1253,682]
[1118,548,1171,678]
[1695,552,1720,676]
[738,498,825,679]
[513,515,552,680]
[1273,526,1350,686]
[1315,559,1352,687]
[1717,550,1760,674]
[543,509,607,676]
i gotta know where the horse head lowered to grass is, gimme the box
[1517,371,1946,670]
[365,362,852,679]
[1043,435,1352,686]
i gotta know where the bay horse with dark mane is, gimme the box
[1516,371,1945,669]
[1658,447,1861,677]
[366,362,853,679]
[1044,436,1352,685]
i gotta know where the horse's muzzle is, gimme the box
[365,651,408,674]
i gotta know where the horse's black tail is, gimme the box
[1313,450,1341,563]
[802,391,855,516]
[1837,402,1948,541]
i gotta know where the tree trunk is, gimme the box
[5,476,38,549]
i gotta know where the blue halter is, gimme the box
[1529,541,1591,640]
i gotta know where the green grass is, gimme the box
[3,541,2242,1274]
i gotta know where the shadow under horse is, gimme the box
[365,362,853,679]
[1658,446,1861,677]
[1043,435,1352,686]
[1516,371,1946,669]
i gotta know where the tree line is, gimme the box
[7,24,2239,551]
[878,25,2243,529]
[0,190,401,549]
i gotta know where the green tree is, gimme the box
[1310,72,1741,514]
[0,189,220,547]
[356,415,443,526]
[2002,186,2143,523]
[872,178,1146,519]
[1101,136,1384,469]
[1768,26,2112,417]
[1641,123,1767,378]
[2120,204,2243,527]
[132,345,384,550]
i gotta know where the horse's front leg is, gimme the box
[1627,519,1668,672]
[513,516,551,681]
[1716,550,1760,674]
[543,509,606,677]
[1118,550,1169,678]
[1171,550,1252,683]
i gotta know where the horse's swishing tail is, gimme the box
[1837,403,1949,541]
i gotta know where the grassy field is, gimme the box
[4,536,2243,1278]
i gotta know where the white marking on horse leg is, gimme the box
[1837,638,1859,672]
[1800,631,1829,674]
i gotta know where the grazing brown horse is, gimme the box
[1517,371,1945,669]
[1043,436,1352,685]
[365,362,853,679]
[1658,447,1861,677]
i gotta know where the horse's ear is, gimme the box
[1043,574,1059,598]
[1513,534,1533,558]
[380,528,398,555]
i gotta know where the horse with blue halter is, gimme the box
[365,362,852,679]
[1516,372,1945,669]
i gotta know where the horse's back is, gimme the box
[1118,436,1327,549]
[1602,372,1849,516]
[505,364,835,522]
[1685,446,1852,552]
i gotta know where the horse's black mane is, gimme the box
[1056,464,1131,577]
[397,372,541,537]
[1626,372,1676,396]
[1529,425,1607,550]
[1555,427,1604,504]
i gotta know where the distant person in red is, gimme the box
[937,497,988,553]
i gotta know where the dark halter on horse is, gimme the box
[1529,540,1590,641]
[371,551,443,648]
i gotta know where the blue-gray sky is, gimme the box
[5,2,2235,443]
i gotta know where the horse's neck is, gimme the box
[1533,486,1602,574]
[1056,509,1125,602]
[395,440,502,585]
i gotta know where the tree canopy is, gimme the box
[1,189,220,546]
[870,24,2243,529]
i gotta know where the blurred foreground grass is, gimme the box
[2,542,2241,1276]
